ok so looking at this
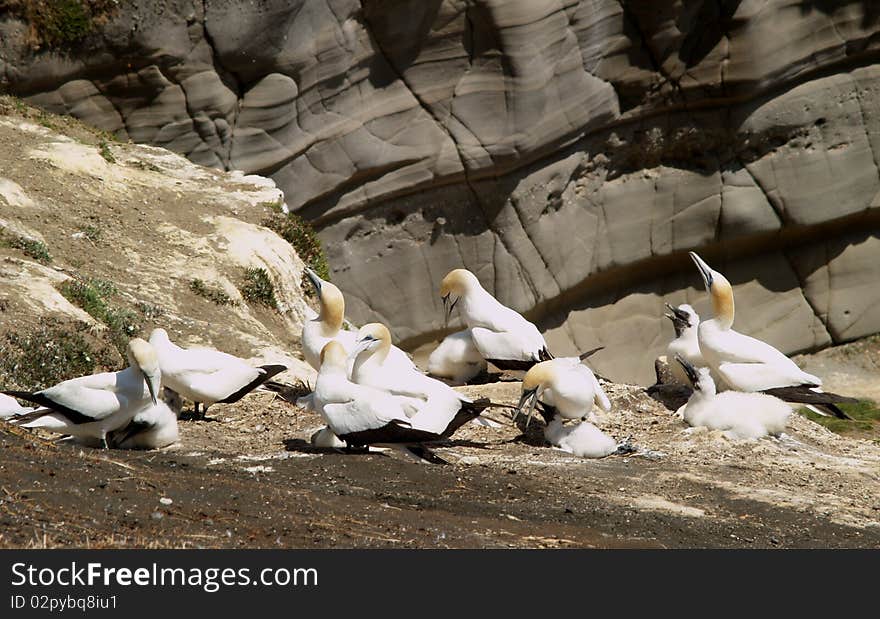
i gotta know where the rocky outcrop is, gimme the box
[3,1,880,383]
[0,103,314,389]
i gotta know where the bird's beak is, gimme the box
[145,374,160,406]
[352,336,376,358]
[442,294,459,327]
[664,303,690,333]
[578,346,604,361]
[304,268,322,295]
[515,388,539,428]
[689,252,714,290]
[674,354,700,389]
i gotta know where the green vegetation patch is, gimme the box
[239,267,278,309]
[189,278,236,307]
[0,231,52,264]
[98,140,115,164]
[262,212,330,294]
[58,277,138,355]
[0,318,117,391]
[0,0,119,49]
[797,399,880,435]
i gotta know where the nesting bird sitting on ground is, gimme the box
[313,341,463,464]
[148,328,287,419]
[301,267,413,373]
[427,328,487,384]
[688,252,855,418]
[351,323,492,434]
[675,356,790,439]
[4,338,161,448]
[439,268,551,371]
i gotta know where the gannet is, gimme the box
[427,328,488,383]
[313,341,449,462]
[301,268,414,373]
[544,417,618,458]
[664,303,722,388]
[675,356,790,439]
[516,357,611,428]
[439,269,551,370]
[688,252,854,418]
[4,338,161,448]
[107,399,179,450]
[351,323,491,435]
[148,328,287,418]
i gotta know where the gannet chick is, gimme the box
[440,269,551,370]
[313,342,448,462]
[148,328,287,419]
[107,399,179,450]
[4,338,161,448]
[675,356,789,439]
[664,303,722,388]
[689,252,854,418]
[517,358,611,428]
[351,323,491,435]
[427,328,487,384]
[544,417,618,458]
[301,268,414,373]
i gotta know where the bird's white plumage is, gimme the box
[310,425,346,448]
[9,339,160,443]
[427,329,486,383]
[544,417,617,458]
[0,393,35,419]
[313,349,411,438]
[148,328,268,405]
[302,321,358,371]
[537,358,611,421]
[665,304,724,388]
[680,367,790,439]
[109,400,179,450]
[445,270,548,363]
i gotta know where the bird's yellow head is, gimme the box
[689,252,734,329]
[319,340,348,370]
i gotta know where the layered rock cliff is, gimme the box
[3,1,880,383]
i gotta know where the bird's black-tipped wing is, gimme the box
[441,397,491,437]
[339,420,443,448]
[3,390,95,425]
[486,358,537,371]
[218,364,288,404]
[760,386,856,419]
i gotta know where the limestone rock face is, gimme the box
[3,1,880,383]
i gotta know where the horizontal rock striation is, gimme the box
[3,1,880,383]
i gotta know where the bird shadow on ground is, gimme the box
[645,383,691,412]
[178,411,223,423]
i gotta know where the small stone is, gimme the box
[159,497,173,505]
[150,511,164,521]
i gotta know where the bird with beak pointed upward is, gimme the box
[301,267,414,374]
[688,252,855,418]
[439,268,551,371]
[4,338,162,448]
[351,322,492,435]
[664,303,722,388]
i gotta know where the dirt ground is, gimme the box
[2,346,879,549]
